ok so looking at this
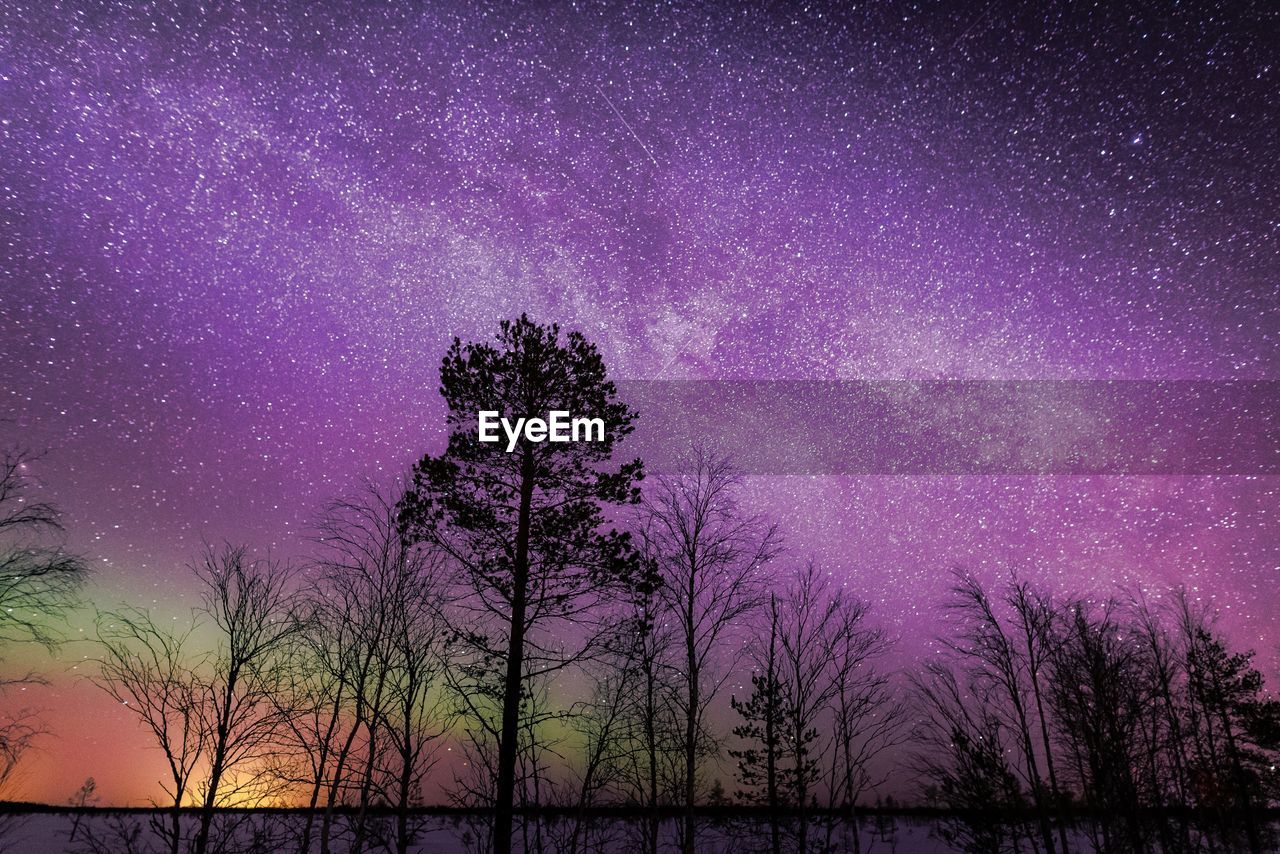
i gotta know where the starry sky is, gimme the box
[0,1,1277,805]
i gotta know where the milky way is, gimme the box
[0,1,1277,803]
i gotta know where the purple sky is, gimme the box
[0,1,1277,804]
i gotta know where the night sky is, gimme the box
[1,1,1277,805]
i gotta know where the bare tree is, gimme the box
[268,483,452,854]
[0,447,87,644]
[1006,579,1072,854]
[775,565,843,854]
[942,572,1061,854]
[557,624,645,854]
[373,497,450,854]
[610,586,683,854]
[191,544,301,854]
[1171,590,1276,853]
[639,448,780,854]
[823,577,902,854]
[95,608,207,854]
[0,446,87,797]
[1045,598,1150,852]
[910,660,1030,853]
[293,557,388,854]
[269,620,350,854]
[912,575,1280,853]
[1127,591,1197,853]
[730,564,899,854]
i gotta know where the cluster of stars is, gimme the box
[0,0,1275,803]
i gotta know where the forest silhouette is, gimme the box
[2,318,1278,854]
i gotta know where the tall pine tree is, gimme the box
[399,316,648,854]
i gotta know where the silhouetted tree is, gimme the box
[774,564,847,854]
[942,572,1061,854]
[95,607,207,854]
[378,507,450,854]
[732,564,899,854]
[1175,592,1279,853]
[911,660,1030,853]
[825,585,902,854]
[399,316,649,854]
[1128,592,1198,852]
[191,545,301,854]
[0,445,86,793]
[516,571,686,854]
[557,621,645,854]
[640,448,780,854]
[1047,599,1150,852]
[1007,579,1072,854]
[0,447,86,644]
[730,593,785,854]
[277,483,450,854]
[67,776,99,844]
[596,583,682,854]
[914,575,1280,854]
[271,608,349,854]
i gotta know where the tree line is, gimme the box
[1,319,1278,854]
[913,574,1280,854]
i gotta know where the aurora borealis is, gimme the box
[1,1,1277,806]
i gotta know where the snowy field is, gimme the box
[0,812,969,853]
[1,811,1268,853]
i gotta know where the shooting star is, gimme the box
[950,0,996,49]
[593,83,660,168]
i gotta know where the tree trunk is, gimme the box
[843,718,862,854]
[1011,696,1056,854]
[195,660,244,854]
[766,606,780,854]
[397,707,414,854]
[493,450,535,854]
[170,799,182,854]
[766,707,779,854]
[351,675,386,854]
[646,666,660,854]
[322,697,367,854]
[683,585,698,854]
[1030,665,1070,854]
[194,754,222,854]
[194,718,231,854]
[302,693,343,854]
[795,720,808,854]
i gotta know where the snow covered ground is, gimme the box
[0,811,1250,853]
[0,811,956,853]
